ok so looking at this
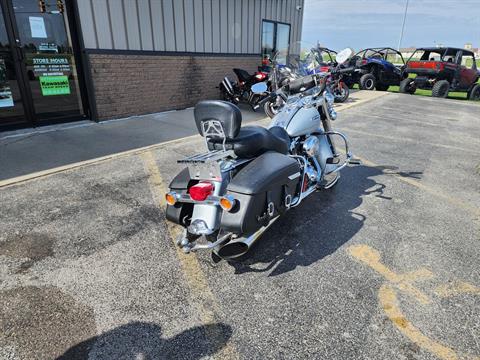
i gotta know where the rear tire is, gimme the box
[375,83,389,91]
[399,78,416,94]
[468,84,480,101]
[359,73,376,90]
[431,80,450,98]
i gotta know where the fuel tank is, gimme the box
[269,102,321,137]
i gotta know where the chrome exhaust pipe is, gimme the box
[215,216,280,259]
[222,77,234,95]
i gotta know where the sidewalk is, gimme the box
[0,104,266,182]
[0,90,386,183]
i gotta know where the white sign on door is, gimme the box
[29,16,47,38]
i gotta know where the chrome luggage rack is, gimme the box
[177,119,253,179]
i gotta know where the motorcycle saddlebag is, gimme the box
[165,167,196,226]
[220,152,301,235]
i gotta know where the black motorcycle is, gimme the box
[218,68,269,108]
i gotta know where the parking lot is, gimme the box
[1,93,479,359]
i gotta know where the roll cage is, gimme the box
[406,47,477,68]
[355,47,405,65]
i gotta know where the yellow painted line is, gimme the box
[434,281,480,298]
[357,156,480,218]
[349,244,480,360]
[347,244,432,304]
[343,128,480,155]
[141,151,238,360]
[379,284,459,360]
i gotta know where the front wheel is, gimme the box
[359,73,376,90]
[431,80,450,98]
[264,97,284,118]
[399,78,416,94]
[468,84,480,101]
[333,83,349,103]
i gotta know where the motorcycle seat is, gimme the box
[207,126,290,158]
[194,100,290,158]
[233,68,252,83]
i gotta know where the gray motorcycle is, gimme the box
[165,64,356,260]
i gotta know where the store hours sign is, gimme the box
[32,57,72,77]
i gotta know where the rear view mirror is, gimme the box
[251,82,268,94]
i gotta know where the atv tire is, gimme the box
[359,73,376,91]
[468,84,480,101]
[399,78,416,94]
[375,83,389,91]
[431,80,450,98]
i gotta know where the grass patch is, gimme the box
[352,77,480,102]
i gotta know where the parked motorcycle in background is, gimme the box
[218,67,268,109]
[165,47,358,261]
[263,45,355,118]
[326,48,356,103]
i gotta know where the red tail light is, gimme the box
[189,182,214,201]
[362,59,367,65]
[255,72,267,80]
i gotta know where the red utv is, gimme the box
[400,47,480,100]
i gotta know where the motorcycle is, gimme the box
[164,49,358,261]
[263,46,354,118]
[218,67,268,109]
[325,48,356,103]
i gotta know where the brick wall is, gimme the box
[88,54,261,120]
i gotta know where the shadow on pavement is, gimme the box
[57,321,232,360]
[228,164,422,276]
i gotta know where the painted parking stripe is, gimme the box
[141,151,239,360]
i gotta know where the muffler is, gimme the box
[215,216,280,259]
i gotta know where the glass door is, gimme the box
[11,0,85,123]
[0,1,27,126]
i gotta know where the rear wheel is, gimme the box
[359,73,376,90]
[468,84,480,101]
[431,80,450,98]
[375,83,389,91]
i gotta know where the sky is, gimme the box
[301,0,480,51]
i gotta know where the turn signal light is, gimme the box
[219,195,236,212]
[165,192,177,205]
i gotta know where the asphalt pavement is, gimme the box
[0,92,479,359]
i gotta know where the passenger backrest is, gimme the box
[194,100,242,140]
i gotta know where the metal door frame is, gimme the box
[0,0,91,130]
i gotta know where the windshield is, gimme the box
[277,41,326,77]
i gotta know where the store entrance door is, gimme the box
[0,0,87,129]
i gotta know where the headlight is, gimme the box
[324,91,335,106]
[329,108,337,120]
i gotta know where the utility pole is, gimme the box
[397,0,409,51]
